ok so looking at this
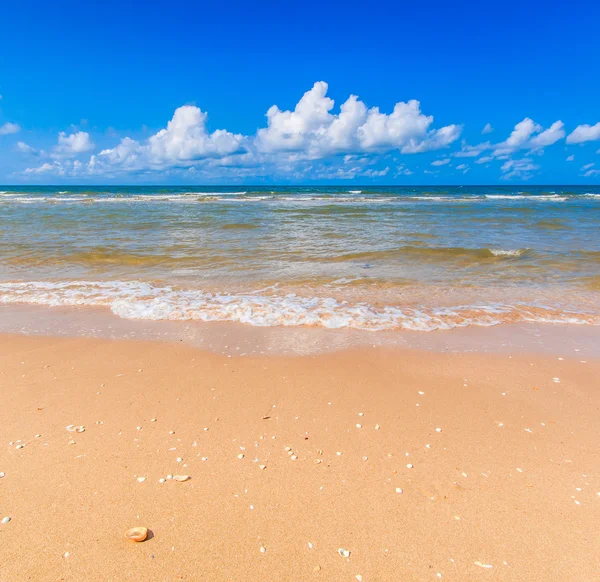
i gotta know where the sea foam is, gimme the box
[0,281,597,331]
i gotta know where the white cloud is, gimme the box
[24,162,65,175]
[566,122,600,144]
[528,121,565,148]
[52,131,95,157]
[0,122,20,136]
[91,105,245,173]
[455,163,467,170]
[581,163,595,170]
[566,155,575,161]
[493,118,564,156]
[256,81,461,157]
[431,158,450,166]
[475,155,493,164]
[453,140,492,157]
[481,123,493,134]
[500,158,539,180]
[16,141,38,155]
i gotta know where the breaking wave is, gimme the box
[0,280,597,331]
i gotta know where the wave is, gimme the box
[484,194,567,201]
[325,246,529,263]
[1,280,597,331]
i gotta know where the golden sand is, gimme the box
[0,333,599,580]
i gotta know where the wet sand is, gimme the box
[1,333,599,581]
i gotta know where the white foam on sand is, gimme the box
[0,280,597,332]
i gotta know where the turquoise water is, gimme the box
[0,185,599,331]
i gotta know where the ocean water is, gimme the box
[0,185,599,332]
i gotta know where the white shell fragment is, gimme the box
[173,475,190,482]
[338,548,351,558]
[66,425,85,433]
[474,562,493,569]
[396,488,403,493]
[1,517,11,524]
[137,477,146,482]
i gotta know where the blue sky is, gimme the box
[1,0,599,184]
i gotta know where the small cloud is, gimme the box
[476,155,493,164]
[52,131,95,157]
[482,123,493,134]
[16,141,38,155]
[581,163,595,170]
[566,122,600,144]
[501,157,539,180]
[431,158,450,166]
[0,122,20,136]
[583,169,600,177]
[455,163,467,170]
[566,155,574,161]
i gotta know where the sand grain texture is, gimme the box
[0,334,599,581]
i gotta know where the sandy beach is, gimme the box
[1,333,598,581]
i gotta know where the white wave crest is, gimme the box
[489,249,525,257]
[0,280,597,331]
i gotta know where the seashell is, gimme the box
[1,516,11,524]
[173,475,190,482]
[338,548,351,558]
[137,477,146,482]
[0,472,4,478]
[124,526,148,542]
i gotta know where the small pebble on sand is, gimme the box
[396,488,403,493]
[137,477,146,482]
[407,463,413,469]
[338,548,351,558]
[1,517,10,524]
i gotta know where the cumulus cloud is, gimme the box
[481,123,493,134]
[256,82,461,157]
[91,105,245,173]
[493,118,564,156]
[53,131,95,157]
[431,158,450,166]
[566,122,600,144]
[0,122,20,136]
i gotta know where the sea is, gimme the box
[0,185,599,352]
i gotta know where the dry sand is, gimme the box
[0,333,599,581]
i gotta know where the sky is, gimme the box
[1,0,599,185]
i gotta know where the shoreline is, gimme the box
[1,303,599,358]
[1,333,599,580]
